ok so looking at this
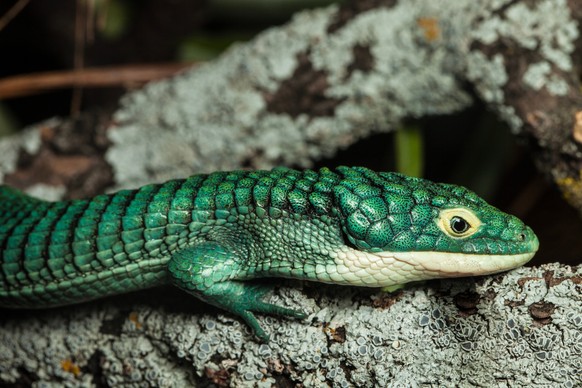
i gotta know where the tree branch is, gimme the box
[2,1,581,211]
[0,264,580,386]
[1,1,581,386]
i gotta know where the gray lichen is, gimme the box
[105,0,480,191]
[1,263,580,386]
[0,1,577,197]
[102,0,578,191]
[0,1,580,384]
[0,125,42,182]
[471,0,578,71]
[466,0,579,131]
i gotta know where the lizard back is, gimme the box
[0,168,339,307]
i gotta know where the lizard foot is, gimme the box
[168,244,306,342]
[199,282,306,342]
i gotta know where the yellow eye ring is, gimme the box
[437,208,481,238]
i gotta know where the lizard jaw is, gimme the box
[321,247,537,287]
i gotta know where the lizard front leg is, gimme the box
[168,242,306,342]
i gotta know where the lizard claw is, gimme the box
[226,284,307,342]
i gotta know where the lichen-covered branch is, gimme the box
[1,1,581,386]
[464,0,582,214]
[0,264,580,386]
[2,0,581,206]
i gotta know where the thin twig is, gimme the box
[71,0,88,117]
[86,0,96,44]
[0,63,194,99]
[0,0,30,31]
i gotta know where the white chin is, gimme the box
[326,247,536,287]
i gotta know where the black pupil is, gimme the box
[450,217,470,234]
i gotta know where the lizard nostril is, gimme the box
[518,233,526,242]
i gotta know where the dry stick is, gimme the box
[86,0,96,44]
[0,0,30,31]
[0,63,194,99]
[71,0,88,118]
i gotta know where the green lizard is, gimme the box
[0,167,538,341]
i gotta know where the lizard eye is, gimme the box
[437,208,481,238]
[450,216,469,234]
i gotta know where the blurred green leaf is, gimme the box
[395,123,424,178]
[209,0,342,23]
[448,112,513,200]
[0,103,19,138]
[178,34,253,61]
[97,0,132,40]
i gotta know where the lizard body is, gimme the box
[0,167,538,340]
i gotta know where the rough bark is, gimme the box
[0,264,580,387]
[1,0,581,386]
[1,0,580,205]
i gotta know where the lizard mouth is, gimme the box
[379,250,537,278]
[325,245,538,288]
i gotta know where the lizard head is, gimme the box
[330,167,538,285]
